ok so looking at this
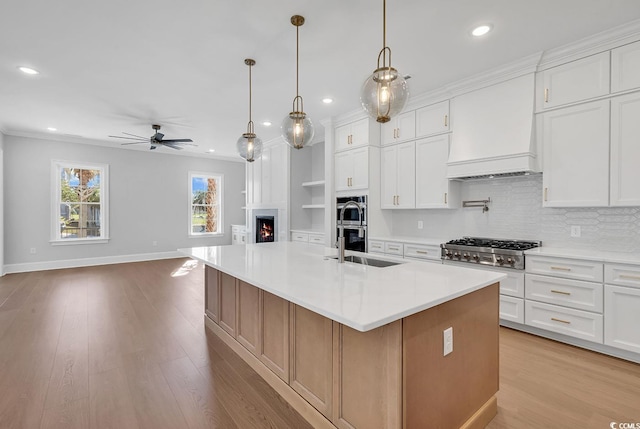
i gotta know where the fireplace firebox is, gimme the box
[256,216,275,243]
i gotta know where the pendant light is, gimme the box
[237,58,263,162]
[360,0,409,123]
[281,15,314,149]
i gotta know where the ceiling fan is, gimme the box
[109,124,196,150]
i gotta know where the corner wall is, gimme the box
[0,131,4,275]
[3,135,245,273]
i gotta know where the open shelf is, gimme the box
[301,180,325,188]
[301,204,325,209]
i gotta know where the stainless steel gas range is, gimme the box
[441,237,541,270]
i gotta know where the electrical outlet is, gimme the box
[570,225,581,238]
[30,248,36,254]
[417,221,424,230]
[443,327,453,356]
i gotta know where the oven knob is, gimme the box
[463,253,470,260]
[496,256,505,265]
[445,250,452,259]
[454,252,461,260]
[507,257,515,266]
[472,254,479,262]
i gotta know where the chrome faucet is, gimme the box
[337,200,364,263]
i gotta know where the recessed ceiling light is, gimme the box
[47,127,57,131]
[18,66,39,75]
[471,25,492,37]
[262,121,272,127]
[208,149,215,153]
[322,98,333,104]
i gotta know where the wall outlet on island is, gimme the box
[417,220,424,230]
[443,327,453,356]
[570,225,581,238]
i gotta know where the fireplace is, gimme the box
[256,216,275,243]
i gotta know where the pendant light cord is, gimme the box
[249,62,252,124]
[382,0,387,66]
[296,23,299,98]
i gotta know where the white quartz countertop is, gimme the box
[179,242,505,332]
[368,236,448,246]
[525,247,640,265]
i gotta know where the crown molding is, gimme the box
[538,18,640,70]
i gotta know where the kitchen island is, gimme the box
[180,242,505,429]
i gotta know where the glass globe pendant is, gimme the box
[237,59,263,162]
[281,15,315,149]
[360,0,409,123]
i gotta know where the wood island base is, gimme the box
[203,266,499,429]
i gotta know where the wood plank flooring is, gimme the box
[0,258,639,428]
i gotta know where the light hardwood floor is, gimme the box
[0,258,639,428]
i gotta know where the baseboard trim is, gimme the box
[460,396,498,429]
[3,251,184,274]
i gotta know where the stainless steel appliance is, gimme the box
[336,196,367,252]
[441,237,541,270]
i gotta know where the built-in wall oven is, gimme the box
[336,196,367,252]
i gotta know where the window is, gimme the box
[51,160,109,244]
[189,172,223,236]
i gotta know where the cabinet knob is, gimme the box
[544,88,550,103]
[444,115,448,127]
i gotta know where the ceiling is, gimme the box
[2,0,640,160]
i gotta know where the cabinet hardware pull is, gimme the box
[416,250,428,254]
[551,317,571,324]
[550,266,572,271]
[444,192,448,204]
[544,88,549,103]
[396,128,400,139]
[397,195,400,205]
[551,290,571,296]
[444,114,448,127]
[389,246,399,250]
[620,274,640,281]
[393,128,397,139]
[544,187,548,201]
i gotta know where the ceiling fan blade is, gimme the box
[163,143,184,150]
[122,132,149,139]
[109,135,148,141]
[120,142,150,145]
[161,138,194,143]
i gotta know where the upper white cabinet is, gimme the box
[611,92,640,206]
[415,100,450,138]
[381,142,415,209]
[611,40,640,93]
[335,147,369,192]
[541,100,610,207]
[415,135,459,209]
[537,52,610,109]
[335,118,370,152]
[381,111,416,146]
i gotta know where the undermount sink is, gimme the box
[331,255,403,268]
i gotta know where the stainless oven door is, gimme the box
[337,226,367,252]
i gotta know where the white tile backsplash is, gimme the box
[391,174,640,252]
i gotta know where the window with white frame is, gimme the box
[189,172,223,236]
[52,160,109,244]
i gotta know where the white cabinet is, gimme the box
[500,295,525,324]
[335,118,370,152]
[525,256,603,283]
[381,111,416,146]
[604,285,640,354]
[335,147,369,192]
[381,142,415,209]
[525,274,603,313]
[610,92,640,206]
[383,242,403,256]
[537,52,610,109]
[291,231,324,245]
[232,225,247,245]
[525,300,604,343]
[611,40,640,93]
[415,100,450,138]
[415,135,459,209]
[403,243,441,262]
[541,100,610,207]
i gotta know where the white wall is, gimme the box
[3,135,245,272]
[0,131,4,275]
[391,174,640,252]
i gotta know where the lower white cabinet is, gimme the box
[291,232,309,243]
[604,284,640,354]
[291,231,325,245]
[500,295,524,324]
[232,225,247,245]
[525,274,603,313]
[384,242,403,256]
[403,243,441,262]
[525,300,603,343]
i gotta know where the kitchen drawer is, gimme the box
[525,274,603,313]
[291,232,309,243]
[500,296,524,324]
[525,300,603,343]
[369,240,385,254]
[308,233,325,245]
[403,243,440,261]
[525,256,603,282]
[384,242,404,256]
[605,263,640,289]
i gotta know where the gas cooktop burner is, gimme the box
[441,237,541,270]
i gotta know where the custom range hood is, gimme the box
[447,73,540,179]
